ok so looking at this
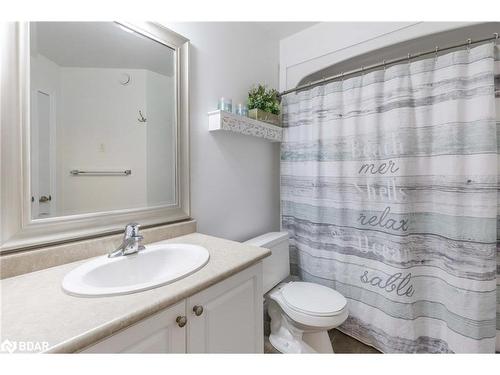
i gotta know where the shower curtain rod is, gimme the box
[278,33,499,97]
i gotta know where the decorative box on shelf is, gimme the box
[208,110,282,142]
[248,108,280,126]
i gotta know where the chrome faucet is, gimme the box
[108,223,145,258]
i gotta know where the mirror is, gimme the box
[29,22,177,219]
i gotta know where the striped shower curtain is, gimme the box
[281,43,499,353]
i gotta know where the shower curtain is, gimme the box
[281,43,500,353]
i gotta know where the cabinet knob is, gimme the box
[192,305,204,316]
[176,315,187,327]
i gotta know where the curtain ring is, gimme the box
[434,46,439,60]
[383,59,386,71]
[340,72,344,81]
[466,38,472,53]
[494,33,499,46]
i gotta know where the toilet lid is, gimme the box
[281,282,347,317]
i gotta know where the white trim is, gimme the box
[279,22,476,91]
[0,22,191,252]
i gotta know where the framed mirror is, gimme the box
[0,22,190,252]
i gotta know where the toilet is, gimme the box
[244,232,348,353]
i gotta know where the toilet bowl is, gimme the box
[244,232,349,353]
[267,281,348,353]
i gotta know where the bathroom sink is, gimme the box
[62,243,210,297]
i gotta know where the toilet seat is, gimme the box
[268,282,349,330]
[281,282,347,317]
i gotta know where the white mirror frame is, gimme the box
[0,22,190,253]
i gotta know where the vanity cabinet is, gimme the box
[81,301,186,353]
[80,262,263,353]
[187,262,263,353]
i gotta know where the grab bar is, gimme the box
[70,169,132,176]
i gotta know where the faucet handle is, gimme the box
[124,222,141,238]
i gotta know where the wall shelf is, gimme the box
[208,110,282,142]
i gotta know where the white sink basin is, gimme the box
[62,243,209,297]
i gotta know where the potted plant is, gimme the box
[247,84,281,126]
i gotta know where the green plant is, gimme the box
[247,84,280,115]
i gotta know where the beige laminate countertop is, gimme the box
[0,233,270,353]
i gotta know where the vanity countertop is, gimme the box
[0,233,271,353]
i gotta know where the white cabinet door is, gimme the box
[81,301,186,353]
[186,262,263,353]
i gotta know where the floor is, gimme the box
[264,329,381,354]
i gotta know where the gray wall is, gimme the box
[164,22,281,241]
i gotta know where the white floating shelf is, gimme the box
[208,110,282,142]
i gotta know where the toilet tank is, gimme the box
[244,232,290,293]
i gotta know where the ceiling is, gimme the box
[30,22,175,76]
[255,22,317,40]
[30,22,317,76]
